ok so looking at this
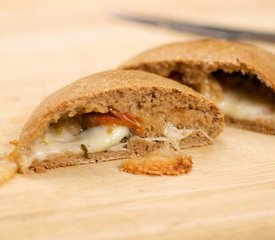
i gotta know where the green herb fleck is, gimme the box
[80,144,89,159]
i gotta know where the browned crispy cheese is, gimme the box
[121,148,192,176]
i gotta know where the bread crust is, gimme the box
[12,70,224,172]
[120,39,275,90]
[119,39,275,134]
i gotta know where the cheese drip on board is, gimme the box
[22,126,130,171]
[121,148,192,176]
[121,124,197,176]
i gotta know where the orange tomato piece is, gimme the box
[109,108,144,136]
[84,109,144,136]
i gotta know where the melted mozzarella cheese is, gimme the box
[144,123,212,150]
[217,90,275,120]
[163,123,194,150]
[22,126,130,171]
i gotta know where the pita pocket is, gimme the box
[10,70,224,173]
[120,39,275,135]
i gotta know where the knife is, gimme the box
[113,12,275,42]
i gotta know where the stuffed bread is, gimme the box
[10,70,224,173]
[120,39,275,135]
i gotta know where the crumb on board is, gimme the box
[121,150,192,176]
[0,160,18,184]
[9,139,18,146]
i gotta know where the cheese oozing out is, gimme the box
[22,126,130,171]
[144,123,213,150]
[22,119,211,172]
[203,72,275,121]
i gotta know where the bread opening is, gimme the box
[211,71,275,121]
[21,109,142,171]
[21,108,211,172]
[168,69,275,122]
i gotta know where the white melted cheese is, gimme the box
[144,123,213,150]
[23,122,212,172]
[217,90,275,120]
[163,123,194,150]
[22,126,130,171]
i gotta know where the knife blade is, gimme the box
[113,12,275,42]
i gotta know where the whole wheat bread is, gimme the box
[11,70,224,172]
[120,39,275,134]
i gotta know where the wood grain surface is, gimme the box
[1,1,275,239]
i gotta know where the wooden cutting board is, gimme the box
[1,1,275,239]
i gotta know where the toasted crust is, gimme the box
[12,70,224,172]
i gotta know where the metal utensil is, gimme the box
[113,12,275,42]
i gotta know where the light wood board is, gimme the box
[1,1,275,239]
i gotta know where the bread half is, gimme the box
[120,39,275,135]
[10,70,224,173]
